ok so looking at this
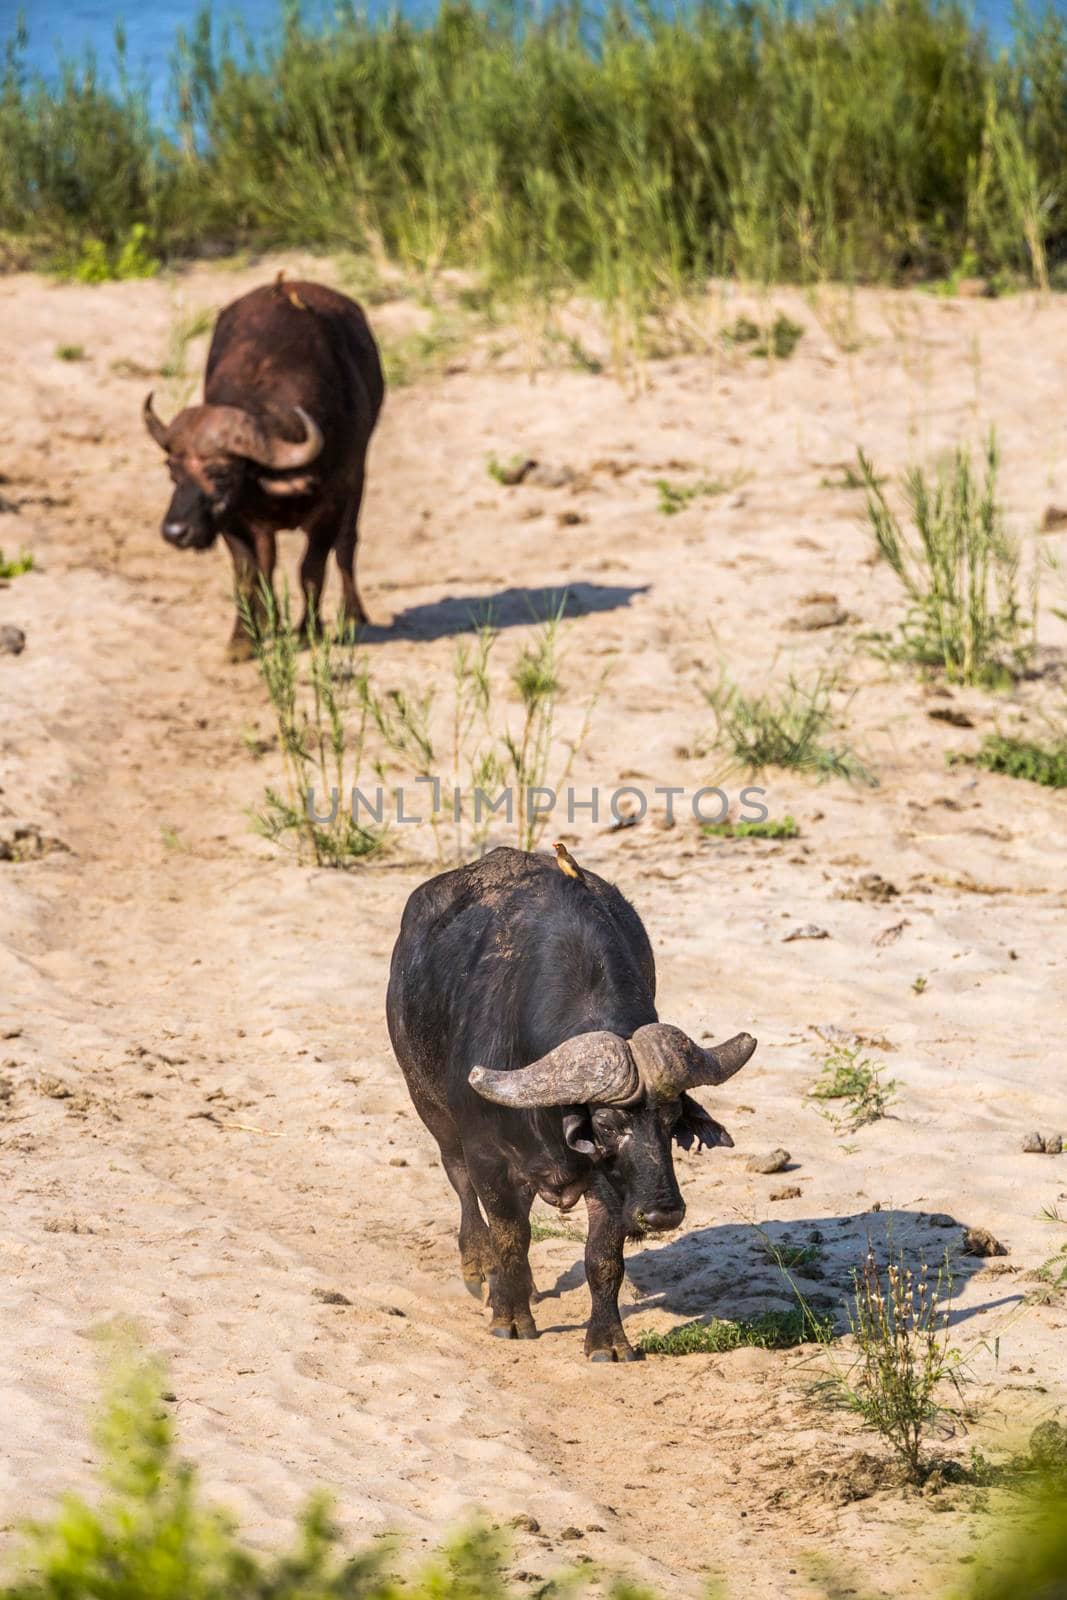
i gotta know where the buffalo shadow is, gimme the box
[359,581,649,644]
[535,1207,1022,1338]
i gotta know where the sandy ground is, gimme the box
[1,260,1066,1596]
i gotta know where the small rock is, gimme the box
[747,1148,791,1175]
[510,1514,541,1533]
[388,1156,408,1166]
[927,706,973,728]
[841,872,898,903]
[0,825,70,862]
[0,493,19,515]
[783,924,830,942]
[963,1226,1007,1258]
[1022,1132,1047,1153]
[496,458,537,486]
[37,1075,72,1099]
[1030,1420,1067,1470]
[0,625,25,655]
[1046,1134,1064,1155]
[770,1185,802,1201]
[927,1214,956,1229]
[312,1288,351,1305]
[786,600,849,631]
[161,1391,178,1403]
[1041,506,1067,532]
[526,463,577,489]
[557,510,586,526]
[559,1526,584,1540]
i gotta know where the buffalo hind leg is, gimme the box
[584,1181,639,1362]
[440,1145,495,1301]
[468,1161,538,1340]
[297,526,332,640]
[224,526,276,661]
[334,474,368,632]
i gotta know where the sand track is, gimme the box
[2,261,1066,1595]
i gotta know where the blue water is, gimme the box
[6,0,1067,119]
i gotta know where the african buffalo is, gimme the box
[387,845,756,1361]
[143,279,384,658]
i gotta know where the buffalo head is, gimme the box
[469,1024,756,1238]
[143,394,324,549]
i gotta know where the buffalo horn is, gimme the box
[142,392,170,449]
[250,405,324,470]
[469,1031,638,1109]
[629,1022,757,1102]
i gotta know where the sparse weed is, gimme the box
[820,464,884,491]
[6,1342,1067,1600]
[55,343,86,361]
[758,1238,821,1270]
[702,814,799,840]
[954,730,1067,789]
[242,586,382,868]
[638,1307,829,1356]
[655,477,733,516]
[358,604,604,859]
[61,224,160,284]
[860,436,1035,686]
[722,316,760,346]
[0,549,33,579]
[822,1246,962,1484]
[752,313,804,359]
[529,1212,583,1243]
[702,667,875,786]
[1032,1243,1067,1290]
[807,1045,897,1133]
[0,1347,534,1600]
[486,453,529,486]
[379,318,466,388]
[912,975,928,995]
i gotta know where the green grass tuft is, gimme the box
[860,435,1035,686]
[702,814,799,840]
[0,549,34,579]
[807,1045,897,1132]
[703,668,875,786]
[638,1307,830,1355]
[957,731,1067,788]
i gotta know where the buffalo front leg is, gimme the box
[334,473,368,632]
[297,516,336,641]
[584,1181,638,1362]
[468,1161,538,1340]
[224,526,276,660]
[439,1144,495,1301]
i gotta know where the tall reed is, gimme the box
[5,0,1067,303]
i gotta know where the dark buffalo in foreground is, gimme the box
[144,279,384,658]
[386,845,757,1361]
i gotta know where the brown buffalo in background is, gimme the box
[144,279,384,658]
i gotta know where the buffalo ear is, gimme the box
[257,472,319,498]
[562,1110,597,1157]
[674,1091,733,1152]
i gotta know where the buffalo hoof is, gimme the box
[489,1320,540,1341]
[463,1275,487,1301]
[586,1340,641,1363]
[226,632,256,664]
